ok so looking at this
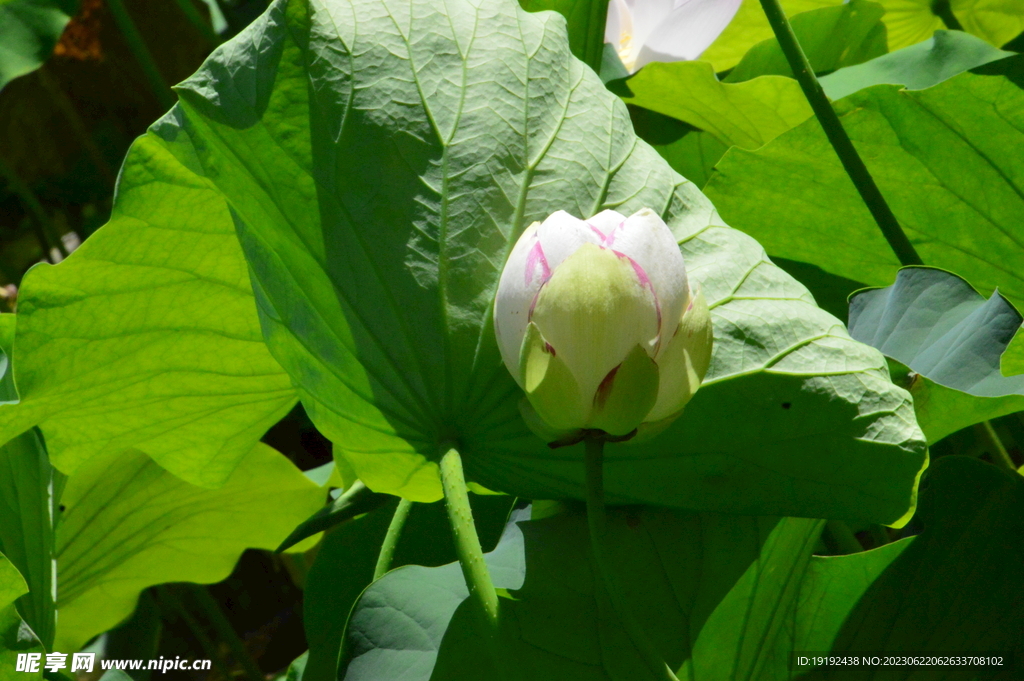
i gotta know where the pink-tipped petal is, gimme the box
[608,208,689,358]
[494,221,546,385]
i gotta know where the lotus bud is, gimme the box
[494,208,713,443]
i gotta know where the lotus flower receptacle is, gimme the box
[494,208,713,444]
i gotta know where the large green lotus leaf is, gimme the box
[820,29,1014,100]
[53,442,323,652]
[622,62,812,150]
[341,504,820,681]
[724,0,888,83]
[0,429,54,649]
[701,0,1021,73]
[0,0,75,91]
[847,267,1024,443]
[775,455,1024,675]
[0,127,298,487]
[706,57,1024,321]
[166,0,925,522]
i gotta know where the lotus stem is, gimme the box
[585,436,679,681]
[439,447,503,658]
[757,0,923,268]
[374,498,413,579]
[106,0,176,111]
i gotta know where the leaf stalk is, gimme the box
[106,0,177,111]
[373,497,413,579]
[438,447,503,658]
[756,0,923,268]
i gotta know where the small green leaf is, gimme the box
[848,267,1024,442]
[623,61,812,150]
[0,604,44,681]
[0,125,298,488]
[53,442,323,652]
[820,29,1014,100]
[0,429,55,649]
[0,0,76,91]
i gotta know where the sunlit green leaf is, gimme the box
[879,0,1024,52]
[162,0,924,524]
[622,62,811,149]
[700,0,840,72]
[848,267,1024,442]
[706,57,1024,319]
[53,442,323,652]
[701,0,1022,73]
[0,127,298,488]
[725,0,887,82]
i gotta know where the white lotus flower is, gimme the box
[606,0,743,73]
[494,209,713,441]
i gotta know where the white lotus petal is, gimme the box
[605,0,628,45]
[635,0,742,69]
[534,210,601,274]
[494,221,545,383]
[629,0,682,57]
[606,208,689,358]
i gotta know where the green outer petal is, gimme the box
[531,243,659,404]
[646,287,713,423]
[521,323,589,432]
[588,344,659,436]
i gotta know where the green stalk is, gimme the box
[823,520,863,555]
[105,0,176,111]
[975,421,1017,472]
[184,584,264,681]
[172,0,222,46]
[757,0,923,268]
[153,587,233,679]
[374,498,414,579]
[931,0,964,31]
[585,437,679,681]
[439,448,500,633]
